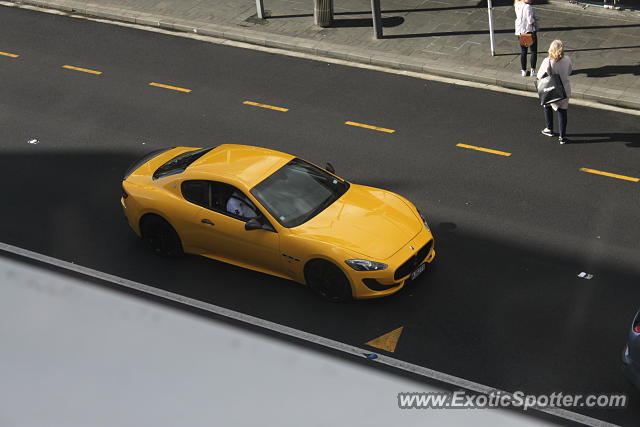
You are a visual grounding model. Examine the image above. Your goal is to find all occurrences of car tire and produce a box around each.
[140,215,183,257]
[305,259,352,302]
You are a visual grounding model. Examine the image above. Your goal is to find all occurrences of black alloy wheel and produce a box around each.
[140,215,183,257]
[305,260,352,302]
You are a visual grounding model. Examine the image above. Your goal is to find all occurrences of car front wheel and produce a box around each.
[305,259,352,302]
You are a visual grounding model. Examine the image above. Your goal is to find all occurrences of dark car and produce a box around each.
[622,309,640,389]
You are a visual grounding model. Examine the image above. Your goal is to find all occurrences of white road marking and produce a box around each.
[578,272,594,280]
[0,241,617,427]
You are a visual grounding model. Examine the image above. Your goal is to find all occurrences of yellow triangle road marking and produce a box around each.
[365,326,404,353]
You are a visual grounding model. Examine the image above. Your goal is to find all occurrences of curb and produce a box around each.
[7,0,640,111]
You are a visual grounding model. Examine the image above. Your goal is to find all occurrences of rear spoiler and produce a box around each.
[123,147,176,180]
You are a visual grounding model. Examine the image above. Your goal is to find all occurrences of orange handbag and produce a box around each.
[519,33,534,47]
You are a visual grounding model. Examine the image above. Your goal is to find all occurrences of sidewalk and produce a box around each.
[9,0,640,110]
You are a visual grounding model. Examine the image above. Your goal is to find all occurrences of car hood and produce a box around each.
[293,184,422,260]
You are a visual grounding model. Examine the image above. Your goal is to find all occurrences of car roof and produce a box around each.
[187,144,294,188]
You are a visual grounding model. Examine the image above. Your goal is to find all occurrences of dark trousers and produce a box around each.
[544,106,568,138]
[520,32,538,70]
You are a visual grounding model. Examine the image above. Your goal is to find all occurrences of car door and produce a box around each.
[185,180,284,277]
[168,179,212,254]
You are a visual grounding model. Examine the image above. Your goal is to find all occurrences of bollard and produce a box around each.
[314,0,334,27]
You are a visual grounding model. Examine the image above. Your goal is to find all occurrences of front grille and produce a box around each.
[393,239,433,280]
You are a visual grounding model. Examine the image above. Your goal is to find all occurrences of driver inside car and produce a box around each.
[226,192,258,219]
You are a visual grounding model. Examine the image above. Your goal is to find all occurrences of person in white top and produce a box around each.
[514,0,538,77]
[538,40,573,144]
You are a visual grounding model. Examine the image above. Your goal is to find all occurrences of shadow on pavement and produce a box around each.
[269,7,478,20]
[270,5,495,19]
[572,64,640,77]
[499,45,640,56]
[566,46,640,53]
[565,132,640,146]
[270,0,551,20]
[332,16,404,28]
[476,0,550,6]
[383,23,640,39]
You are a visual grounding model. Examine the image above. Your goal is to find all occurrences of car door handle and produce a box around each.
[201,218,215,226]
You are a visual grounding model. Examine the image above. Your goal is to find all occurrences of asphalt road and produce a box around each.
[1,5,640,425]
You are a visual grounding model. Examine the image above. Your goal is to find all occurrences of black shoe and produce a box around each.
[559,137,568,144]
[541,128,553,137]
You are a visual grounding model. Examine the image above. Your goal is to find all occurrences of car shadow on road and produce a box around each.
[565,132,640,147]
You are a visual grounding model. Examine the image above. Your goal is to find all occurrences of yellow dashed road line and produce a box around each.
[149,82,192,93]
[17,57,640,190]
[0,51,19,58]
[456,143,511,157]
[243,101,289,112]
[62,65,102,75]
[579,168,639,182]
[345,121,395,133]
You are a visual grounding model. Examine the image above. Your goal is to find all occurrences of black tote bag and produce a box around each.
[535,62,567,106]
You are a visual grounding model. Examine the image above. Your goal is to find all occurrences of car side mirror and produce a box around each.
[245,217,276,232]
[325,162,336,174]
[245,218,263,231]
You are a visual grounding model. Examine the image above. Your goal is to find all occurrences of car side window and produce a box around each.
[181,180,211,207]
[208,182,260,222]
[182,180,262,222]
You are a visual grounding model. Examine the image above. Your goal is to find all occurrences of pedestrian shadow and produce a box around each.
[565,132,640,147]
[572,64,640,78]
[332,16,404,28]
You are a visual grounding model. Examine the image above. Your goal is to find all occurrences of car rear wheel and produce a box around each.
[305,260,352,302]
[140,215,183,257]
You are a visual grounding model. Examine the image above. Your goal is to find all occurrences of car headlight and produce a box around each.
[345,259,388,271]
[417,209,430,231]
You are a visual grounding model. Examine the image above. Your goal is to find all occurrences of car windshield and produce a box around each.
[251,158,349,228]
[153,147,213,180]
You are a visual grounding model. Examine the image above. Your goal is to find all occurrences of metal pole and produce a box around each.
[256,0,265,19]
[487,0,496,56]
[371,0,383,39]
[314,0,334,27]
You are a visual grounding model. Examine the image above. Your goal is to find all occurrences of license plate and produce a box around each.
[410,263,426,280]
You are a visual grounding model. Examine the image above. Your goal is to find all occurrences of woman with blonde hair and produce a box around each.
[514,0,537,77]
[538,40,572,144]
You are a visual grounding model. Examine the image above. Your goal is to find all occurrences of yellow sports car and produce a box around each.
[121,144,435,300]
